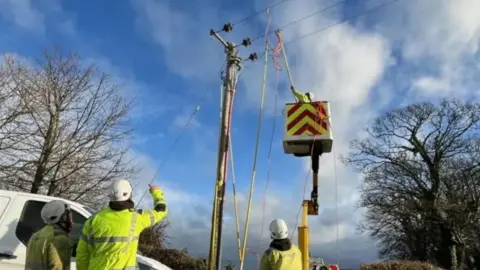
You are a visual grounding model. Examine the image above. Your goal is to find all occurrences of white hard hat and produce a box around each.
[269,219,288,240]
[41,200,68,224]
[109,179,133,201]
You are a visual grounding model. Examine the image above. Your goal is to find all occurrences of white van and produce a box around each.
[0,189,172,270]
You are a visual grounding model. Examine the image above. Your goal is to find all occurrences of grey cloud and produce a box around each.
[318,205,356,227]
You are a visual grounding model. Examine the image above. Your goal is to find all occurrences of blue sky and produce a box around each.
[1,0,479,268]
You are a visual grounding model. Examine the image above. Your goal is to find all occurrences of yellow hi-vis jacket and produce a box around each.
[76,188,168,270]
[260,239,302,270]
[25,224,72,270]
[291,87,311,103]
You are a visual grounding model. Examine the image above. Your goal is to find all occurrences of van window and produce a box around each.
[138,262,156,270]
[0,196,10,219]
[15,200,88,248]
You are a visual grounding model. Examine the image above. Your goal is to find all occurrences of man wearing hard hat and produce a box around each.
[260,219,302,270]
[291,86,314,103]
[25,200,74,270]
[76,180,168,270]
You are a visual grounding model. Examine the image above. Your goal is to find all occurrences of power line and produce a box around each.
[250,0,348,42]
[275,0,348,33]
[283,0,399,45]
[135,80,215,209]
[232,0,293,26]
[215,0,296,33]
[135,103,201,208]
[250,0,398,44]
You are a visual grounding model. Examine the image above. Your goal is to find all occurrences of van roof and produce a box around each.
[0,189,93,214]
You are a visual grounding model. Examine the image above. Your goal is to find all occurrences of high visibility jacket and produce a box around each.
[25,224,72,270]
[75,188,168,270]
[292,87,311,103]
[260,240,302,270]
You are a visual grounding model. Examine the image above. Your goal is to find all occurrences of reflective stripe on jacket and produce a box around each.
[25,224,72,270]
[260,240,302,270]
[75,188,168,270]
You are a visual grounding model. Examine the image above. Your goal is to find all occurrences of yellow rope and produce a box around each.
[229,135,242,262]
[239,9,271,270]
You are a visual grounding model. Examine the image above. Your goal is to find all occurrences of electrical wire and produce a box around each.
[274,0,347,33]
[231,0,293,26]
[250,0,398,45]
[283,0,399,45]
[215,58,240,269]
[333,143,340,265]
[260,54,281,241]
[229,133,242,263]
[251,0,348,42]
[135,80,215,209]
[290,108,325,241]
[226,68,243,263]
[135,103,202,208]
[239,9,271,270]
[290,169,311,240]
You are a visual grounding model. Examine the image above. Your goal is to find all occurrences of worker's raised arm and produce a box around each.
[290,86,300,102]
[76,219,92,270]
[137,184,168,230]
[291,86,310,103]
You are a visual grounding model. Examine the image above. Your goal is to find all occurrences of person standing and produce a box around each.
[76,180,168,270]
[25,200,73,270]
[291,86,314,103]
[260,219,302,270]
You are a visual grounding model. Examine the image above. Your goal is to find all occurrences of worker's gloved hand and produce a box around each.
[149,184,160,193]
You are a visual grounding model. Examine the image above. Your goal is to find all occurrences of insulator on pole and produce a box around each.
[247,53,258,61]
[223,23,233,32]
[241,37,252,47]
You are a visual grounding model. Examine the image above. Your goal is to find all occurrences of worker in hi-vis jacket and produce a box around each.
[76,180,168,270]
[291,86,314,103]
[26,200,73,270]
[260,219,302,270]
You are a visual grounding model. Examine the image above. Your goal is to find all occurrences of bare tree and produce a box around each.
[0,50,136,205]
[139,221,170,254]
[0,55,32,179]
[343,99,480,270]
[138,221,208,270]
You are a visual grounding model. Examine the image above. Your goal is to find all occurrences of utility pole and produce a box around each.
[208,23,257,270]
[207,27,241,270]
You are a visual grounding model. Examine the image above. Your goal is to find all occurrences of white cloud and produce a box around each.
[130,0,228,82]
[0,0,44,33]
[127,145,374,267]
[129,0,393,265]
[129,0,480,265]
[377,0,480,97]
[3,0,477,267]
[0,0,77,37]
[80,55,175,122]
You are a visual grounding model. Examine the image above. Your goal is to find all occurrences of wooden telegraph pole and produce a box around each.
[208,23,256,270]
[207,27,241,270]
